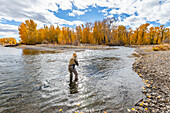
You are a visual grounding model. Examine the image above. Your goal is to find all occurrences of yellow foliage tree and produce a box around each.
[0,38,17,44]
[18,19,170,45]
[18,19,37,44]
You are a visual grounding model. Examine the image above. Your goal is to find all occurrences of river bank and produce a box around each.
[10,44,118,53]
[132,45,170,112]
[2,44,169,112]
[0,45,144,113]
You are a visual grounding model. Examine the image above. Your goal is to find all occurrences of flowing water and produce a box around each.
[0,46,144,113]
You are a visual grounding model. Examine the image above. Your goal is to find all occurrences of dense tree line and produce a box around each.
[0,38,17,45]
[18,19,170,45]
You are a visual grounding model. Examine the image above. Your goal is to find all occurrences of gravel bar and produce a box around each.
[132,48,170,113]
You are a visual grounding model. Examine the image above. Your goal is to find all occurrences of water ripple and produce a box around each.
[0,46,144,113]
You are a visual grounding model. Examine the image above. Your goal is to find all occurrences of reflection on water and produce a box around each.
[22,49,56,55]
[0,46,144,113]
[69,80,78,94]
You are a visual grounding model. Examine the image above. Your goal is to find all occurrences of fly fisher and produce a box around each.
[68,53,79,81]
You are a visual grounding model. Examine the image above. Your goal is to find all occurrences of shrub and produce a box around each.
[42,40,49,44]
[72,40,80,46]
[152,47,159,51]
[152,44,170,51]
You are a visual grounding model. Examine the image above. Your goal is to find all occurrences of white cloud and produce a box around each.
[1,0,169,27]
[0,23,18,31]
[99,9,108,16]
[136,0,170,24]
[55,0,73,10]
[106,15,114,18]
[0,0,169,40]
[0,0,84,27]
[68,9,90,17]
[101,9,107,13]
[72,0,94,9]
[0,32,19,39]
[148,24,154,29]
[106,0,170,29]
[73,10,86,15]
[68,13,76,17]
[72,21,85,26]
[0,0,85,39]
[109,9,121,15]
[0,23,19,39]
[119,16,147,30]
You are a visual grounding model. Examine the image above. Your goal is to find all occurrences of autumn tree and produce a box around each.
[101,19,109,44]
[18,19,170,46]
[76,26,82,43]
[55,26,61,44]
[0,38,17,44]
[163,28,170,43]
[117,25,127,45]
[48,25,56,43]
[128,28,133,45]
[18,23,27,44]
[36,28,44,44]
[93,21,99,44]
[82,23,92,44]
[148,27,155,44]
[18,19,37,44]
[137,23,150,45]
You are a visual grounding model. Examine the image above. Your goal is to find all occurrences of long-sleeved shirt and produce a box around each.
[69,56,79,66]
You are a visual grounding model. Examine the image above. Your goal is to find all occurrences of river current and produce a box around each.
[0,46,144,113]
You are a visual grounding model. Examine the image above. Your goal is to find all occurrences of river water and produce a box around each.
[0,46,144,113]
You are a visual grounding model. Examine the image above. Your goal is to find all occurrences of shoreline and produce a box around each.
[1,44,170,112]
[4,44,119,52]
[131,45,170,112]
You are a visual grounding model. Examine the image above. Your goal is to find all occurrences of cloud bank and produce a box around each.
[0,0,169,40]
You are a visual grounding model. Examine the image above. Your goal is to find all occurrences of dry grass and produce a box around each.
[152,47,159,51]
[152,44,170,51]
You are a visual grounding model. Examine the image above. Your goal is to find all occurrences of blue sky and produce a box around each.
[0,0,170,41]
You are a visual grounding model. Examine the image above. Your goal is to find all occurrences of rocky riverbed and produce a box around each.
[132,46,170,113]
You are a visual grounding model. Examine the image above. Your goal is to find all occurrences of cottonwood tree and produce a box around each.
[19,20,37,44]
[18,19,170,45]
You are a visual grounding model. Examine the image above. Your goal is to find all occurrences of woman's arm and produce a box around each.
[74,58,79,66]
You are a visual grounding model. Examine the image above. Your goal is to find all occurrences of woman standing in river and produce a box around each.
[68,53,79,81]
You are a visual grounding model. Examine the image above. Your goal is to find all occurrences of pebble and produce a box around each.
[133,48,170,112]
